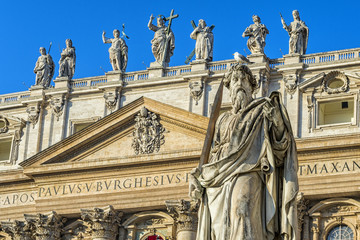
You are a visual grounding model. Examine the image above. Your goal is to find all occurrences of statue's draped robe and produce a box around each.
[196,93,298,240]
[288,20,308,55]
[243,23,268,54]
[108,38,128,72]
[190,26,214,61]
[149,25,175,64]
[59,47,76,79]
[34,55,55,87]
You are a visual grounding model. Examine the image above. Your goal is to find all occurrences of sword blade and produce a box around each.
[198,79,224,169]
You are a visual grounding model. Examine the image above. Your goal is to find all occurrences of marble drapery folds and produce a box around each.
[190,19,214,61]
[191,64,299,240]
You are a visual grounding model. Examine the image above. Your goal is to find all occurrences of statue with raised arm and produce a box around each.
[102,29,128,72]
[34,47,55,88]
[148,11,177,66]
[190,19,214,61]
[242,15,269,54]
[190,63,299,240]
[59,39,76,79]
[281,10,309,55]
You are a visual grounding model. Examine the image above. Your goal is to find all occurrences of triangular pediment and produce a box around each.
[299,71,360,91]
[20,97,208,175]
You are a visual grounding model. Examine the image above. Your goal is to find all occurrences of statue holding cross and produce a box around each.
[148,10,178,67]
[190,19,214,62]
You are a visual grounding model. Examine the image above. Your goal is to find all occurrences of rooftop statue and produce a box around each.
[34,46,55,88]
[58,39,76,79]
[148,10,178,67]
[242,15,269,54]
[102,29,128,72]
[190,19,214,61]
[281,10,309,55]
[190,63,299,240]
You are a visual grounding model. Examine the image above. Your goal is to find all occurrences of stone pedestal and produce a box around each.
[247,53,267,64]
[105,71,123,82]
[148,62,165,78]
[166,200,199,240]
[190,59,208,71]
[29,85,45,97]
[54,76,70,89]
[284,53,301,64]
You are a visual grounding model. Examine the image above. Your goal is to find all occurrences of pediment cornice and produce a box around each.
[20,97,208,173]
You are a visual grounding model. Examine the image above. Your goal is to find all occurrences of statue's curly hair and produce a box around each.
[223,63,257,92]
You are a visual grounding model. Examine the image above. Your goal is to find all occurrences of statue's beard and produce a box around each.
[231,87,250,114]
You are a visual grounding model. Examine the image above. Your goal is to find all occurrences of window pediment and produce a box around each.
[322,71,349,94]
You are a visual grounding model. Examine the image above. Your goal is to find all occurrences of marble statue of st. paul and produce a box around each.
[190,63,299,240]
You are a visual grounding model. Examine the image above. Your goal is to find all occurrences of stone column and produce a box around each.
[311,216,320,240]
[81,205,122,240]
[24,211,66,240]
[297,192,309,240]
[303,215,310,240]
[0,220,33,240]
[277,58,304,138]
[165,199,199,240]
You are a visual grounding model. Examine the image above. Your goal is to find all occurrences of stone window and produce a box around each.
[73,122,93,133]
[69,116,101,135]
[0,115,25,165]
[0,138,12,161]
[327,224,354,240]
[318,98,354,125]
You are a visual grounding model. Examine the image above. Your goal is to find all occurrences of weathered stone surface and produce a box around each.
[102,30,128,72]
[242,15,269,54]
[281,10,309,55]
[34,47,55,88]
[190,19,214,62]
[191,63,299,239]
[58,39,76,79]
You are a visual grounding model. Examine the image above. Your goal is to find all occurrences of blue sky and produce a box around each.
[0,0,359,94]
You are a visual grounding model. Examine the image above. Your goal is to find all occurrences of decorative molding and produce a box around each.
[322,71,349,94]
[26,104,40,127]
[81,205,122,240]
[104,91,118,112]
[189,80,203,105]
[296,192,309,235]
[0,220,34,240]
[132,107,165,155]
[0,116,9,133]
[306,95,314,133]
[166,199,199,233]
[283,74,298,96]
[24,211,66,240]
[50,95,65,121]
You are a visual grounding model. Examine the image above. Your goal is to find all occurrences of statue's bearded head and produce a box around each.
[224,64,257,114]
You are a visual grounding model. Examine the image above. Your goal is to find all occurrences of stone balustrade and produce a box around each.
[2,47,360,107]
[301,47,360,65]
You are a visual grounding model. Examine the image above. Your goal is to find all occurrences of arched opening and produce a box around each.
[327,224,354,240]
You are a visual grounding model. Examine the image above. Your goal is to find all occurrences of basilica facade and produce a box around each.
[1,44,360,239]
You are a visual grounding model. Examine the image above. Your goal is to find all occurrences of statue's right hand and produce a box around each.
[102,31,106,36]
[150,14,154,20]
[188,168,203,200]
